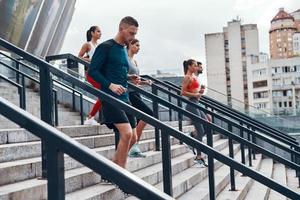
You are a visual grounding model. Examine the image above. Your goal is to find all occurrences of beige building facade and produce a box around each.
[205,19,259,108]
[247,56,300,116]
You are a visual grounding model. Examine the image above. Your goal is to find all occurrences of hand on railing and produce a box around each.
[109,83,127,95]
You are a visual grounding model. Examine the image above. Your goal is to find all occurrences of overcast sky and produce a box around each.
[60,0,299,84]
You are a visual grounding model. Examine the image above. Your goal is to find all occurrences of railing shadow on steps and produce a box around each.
[47,54,300,198]
[1,43,300,199]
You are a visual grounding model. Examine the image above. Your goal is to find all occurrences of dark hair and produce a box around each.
[86,26,98,42]
[126,39,139,49]
[119,16,139,28]
[183,59,196,75]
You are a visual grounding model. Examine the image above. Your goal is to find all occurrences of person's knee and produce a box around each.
[116,124,133,142]
[121,131,133,142]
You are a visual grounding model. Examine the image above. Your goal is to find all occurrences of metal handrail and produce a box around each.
[1,44,299,199]
[0,97,173,200]
[0,52,85,125]
[164,79,297,141]
[141,75,297,146]
[129,83,300,171]
[0,73,24,109]
[144,82,300,159]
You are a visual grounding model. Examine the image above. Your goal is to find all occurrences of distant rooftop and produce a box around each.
[271,7,294,23]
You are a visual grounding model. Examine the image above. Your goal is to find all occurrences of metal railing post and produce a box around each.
[168,88,172,120]
[295,146,300,186]
[239,123,246,165]
[176,90,183,145]
[72,83,76,111]
[251,128,256,160]
[80,93,84,125]
[207,124,215,200]
[15,62,20,84]
[177,90,183,132]
[247,131,252,167]
[228,124,236,191]
[46,145,65,200]
[21,75,26,110]
[53,90,58,126]
[39,66,54,178]
[152,86,160,151]
[161,131,173,196]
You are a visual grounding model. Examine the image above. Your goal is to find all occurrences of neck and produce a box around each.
[128,50,134,58]
[91,38,98,44]
[187,71,194,76]
[114,33,126,46]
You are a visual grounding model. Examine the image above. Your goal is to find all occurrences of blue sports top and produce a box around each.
[88,39,131,102]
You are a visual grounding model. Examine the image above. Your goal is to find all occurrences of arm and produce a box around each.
[78,43,91,62]
[181,76,202,99]
[88,44,111,89]
[88,43,126,96]
[139,79,153,85]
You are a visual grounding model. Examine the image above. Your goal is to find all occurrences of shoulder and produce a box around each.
[93,39,115,55]
[80,42,91,50]
[100,39,115,48]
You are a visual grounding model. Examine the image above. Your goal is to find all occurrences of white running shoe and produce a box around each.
[84,117,98,125]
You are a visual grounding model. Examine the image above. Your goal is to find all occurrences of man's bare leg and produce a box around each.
[113,123,135,168]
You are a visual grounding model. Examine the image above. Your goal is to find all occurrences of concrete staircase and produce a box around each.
[0,82,82,128]
[0,82,299,200]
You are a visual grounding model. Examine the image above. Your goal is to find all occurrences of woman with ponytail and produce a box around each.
[78,26,102,125]
[181,59,208,167]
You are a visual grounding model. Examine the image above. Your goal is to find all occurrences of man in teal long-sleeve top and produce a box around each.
[88,16,139,169]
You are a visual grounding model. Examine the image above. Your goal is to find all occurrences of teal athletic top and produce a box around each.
[88,39,131,102]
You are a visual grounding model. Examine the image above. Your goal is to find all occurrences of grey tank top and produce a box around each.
[128,58,140,92]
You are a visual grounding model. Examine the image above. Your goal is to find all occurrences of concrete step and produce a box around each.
[0,123,194,144]
[0,130,186,163]
[0,132,218,186]
[244,158,273,200]
[177,146,252,200]
[214,154,263,200]
[66,139,231,200]
[0,141,195,199]
[0,122,191,145]
[286,167,300,195]
[267,162,288,200]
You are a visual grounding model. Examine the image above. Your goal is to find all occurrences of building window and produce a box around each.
[253,80,268,88]
[254,103,267,109]
[284,102,287,107]
[289,101,292,107]
[279,102,282,107]
[282,66,291,73]
[283,90,287,96]
[253,91,268,99]
[272,91,282,97]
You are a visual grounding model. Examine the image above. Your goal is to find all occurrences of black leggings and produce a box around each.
[129,91,153,123]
